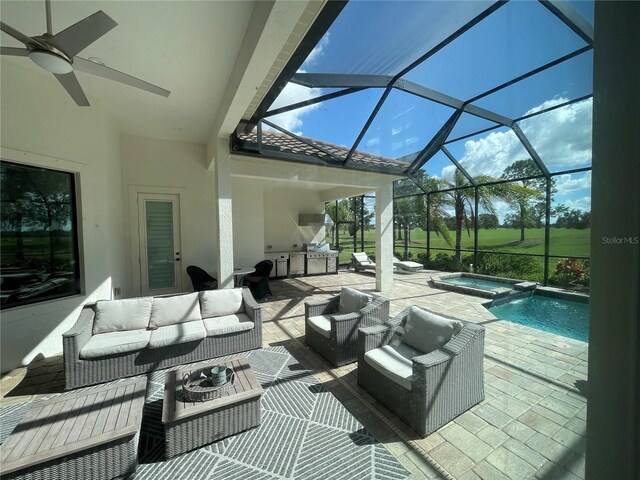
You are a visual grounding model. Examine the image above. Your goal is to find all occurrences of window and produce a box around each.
[1,161,81,308]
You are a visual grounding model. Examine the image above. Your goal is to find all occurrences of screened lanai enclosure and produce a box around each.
[233,0,593,288]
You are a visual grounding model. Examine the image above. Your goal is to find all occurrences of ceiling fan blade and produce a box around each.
[74,56,170,98]
[1,21,46,49]
[53,71,90,106]
[48,11,117,58]
[1,46,29,56]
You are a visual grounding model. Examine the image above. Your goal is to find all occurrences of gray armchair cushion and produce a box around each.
[364,343,422,391]
[203,313,254,336]
[338,287,372,314]
[307,315,332,338]
[93,297,153,334]
[403,306,463,354]
[148,320,206,348]
[80,329,151,359]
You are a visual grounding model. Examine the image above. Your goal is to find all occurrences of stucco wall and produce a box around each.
[231,177,264,267]
[0,62,126,372]
[263,186,326,253]
[119,135,216,296]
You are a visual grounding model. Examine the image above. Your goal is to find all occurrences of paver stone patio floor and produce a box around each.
[0,270,588,479]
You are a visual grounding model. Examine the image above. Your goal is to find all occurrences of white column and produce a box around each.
[214,137,234,289]
[375,182,394,292]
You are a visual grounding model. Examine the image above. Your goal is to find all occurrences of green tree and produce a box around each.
[438,171,514,261]
[1,164,73,270]
[478,213,499,229]
[501,159,554,241]
[325,199,353,245]
[554,206,591,229]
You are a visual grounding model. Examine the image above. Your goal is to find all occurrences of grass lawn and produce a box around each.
[331,227,590,264]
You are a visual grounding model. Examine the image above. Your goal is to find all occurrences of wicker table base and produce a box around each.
[161,356,263,459]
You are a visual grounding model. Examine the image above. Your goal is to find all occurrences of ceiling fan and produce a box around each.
[0,0,170,106]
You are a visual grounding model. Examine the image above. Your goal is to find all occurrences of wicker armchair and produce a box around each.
[305,288,390,366]
[358,306,485,436]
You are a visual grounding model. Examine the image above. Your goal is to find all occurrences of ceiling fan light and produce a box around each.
[29,50,73,74]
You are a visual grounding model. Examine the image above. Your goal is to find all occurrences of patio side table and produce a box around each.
[162,355,263,458]
[0,376,146,480]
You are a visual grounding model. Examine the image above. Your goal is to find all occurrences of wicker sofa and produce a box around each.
[63,287,262,390]
[358,306,485,436]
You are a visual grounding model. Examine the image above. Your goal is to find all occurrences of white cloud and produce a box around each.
[365,136,380,149]
[263,34,331,136]
[266,83,324,135]
[519,98,592,169]
[555,171,592,195]
[441,98,592,179]
[300,33,330,70]
[560,196,591,212]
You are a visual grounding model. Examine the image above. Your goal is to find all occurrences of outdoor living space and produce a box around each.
[1,270,588,479]
[1,0,638,478]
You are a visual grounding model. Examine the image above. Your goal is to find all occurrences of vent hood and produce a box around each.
[298,213,334,227]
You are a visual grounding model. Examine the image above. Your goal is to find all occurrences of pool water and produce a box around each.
[489,295,589,342]
[442,276,514,291]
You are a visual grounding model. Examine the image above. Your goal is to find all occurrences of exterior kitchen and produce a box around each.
[228,156,400,290]
[265,215,339,279]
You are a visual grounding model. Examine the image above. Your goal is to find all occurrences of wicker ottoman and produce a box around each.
[162,356,263,458]
[0,377,146,480]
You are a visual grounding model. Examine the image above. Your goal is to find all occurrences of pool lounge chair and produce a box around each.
[351,252,376,272]
[393,256,423,272]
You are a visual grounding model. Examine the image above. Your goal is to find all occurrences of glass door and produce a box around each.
[138,193,182,295]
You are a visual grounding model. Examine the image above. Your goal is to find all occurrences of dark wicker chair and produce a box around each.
[243,260,273,300]
[186,265,218,292]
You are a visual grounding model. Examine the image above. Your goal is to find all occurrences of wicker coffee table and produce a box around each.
[0,376,146,480]
[161,356,263,458]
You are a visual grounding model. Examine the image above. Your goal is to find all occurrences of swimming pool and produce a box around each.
[488,294,589,342]
[431,273,534,299]
[441,276,515,292]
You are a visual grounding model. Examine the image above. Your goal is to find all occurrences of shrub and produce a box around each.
[427,253,472,272]
[474,253,544,282]
[550,258,588,287]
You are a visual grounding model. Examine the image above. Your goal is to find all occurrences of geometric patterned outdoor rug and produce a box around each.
[0,346,410,480]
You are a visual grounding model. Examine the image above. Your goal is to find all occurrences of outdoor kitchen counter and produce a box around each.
[264,250,337,277]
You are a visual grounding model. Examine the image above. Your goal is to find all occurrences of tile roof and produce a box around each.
[236,129,409,173]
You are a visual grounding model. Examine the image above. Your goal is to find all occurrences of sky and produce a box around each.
[266,0,593,217]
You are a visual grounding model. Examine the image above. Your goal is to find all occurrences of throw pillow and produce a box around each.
[338,287,372,314]
[93,297,153,334]
[402,306,463,354]
[199,288,244,318]
[150,292,201,327]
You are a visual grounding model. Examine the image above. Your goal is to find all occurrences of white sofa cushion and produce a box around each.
[148,320,206,349]
[199,288,244,318]
[80,329,151,359]
[93,297,153,334]
[203,313,254,336]
[150,293,201,327]
[364,343,422,391]
[338,287,372,315]
[403,306,463,354]
[307,315,332,338]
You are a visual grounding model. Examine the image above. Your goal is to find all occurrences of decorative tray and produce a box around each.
[181,366,234,402]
